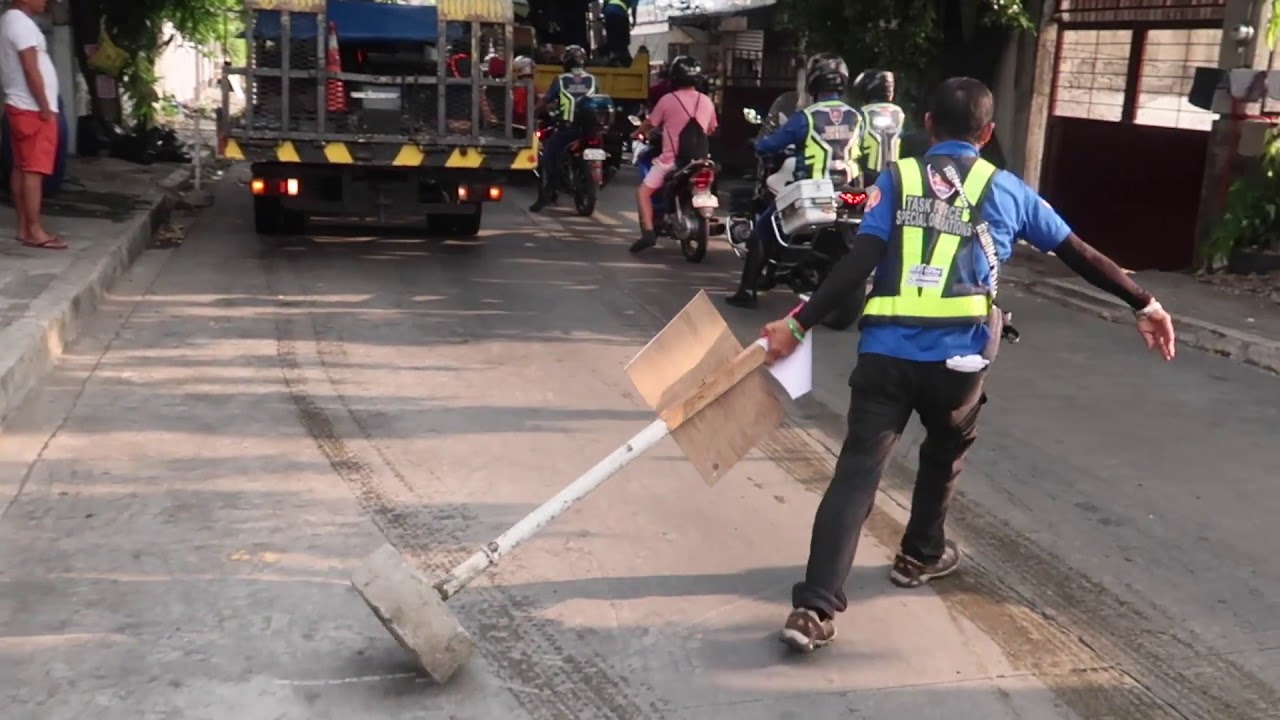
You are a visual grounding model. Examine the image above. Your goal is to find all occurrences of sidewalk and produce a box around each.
[1004,244,1280,374]
[0,157,191,427]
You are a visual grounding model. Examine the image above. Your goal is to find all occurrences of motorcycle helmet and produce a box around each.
[806,53,849,97]
[668,55,702,89]
[562,45,587,72]
[514,55,534,78]
[853,69,895,103]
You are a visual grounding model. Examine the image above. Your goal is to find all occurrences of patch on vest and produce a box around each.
[896,196,974,237]
[926,165,957,200]
[864,186,881,211]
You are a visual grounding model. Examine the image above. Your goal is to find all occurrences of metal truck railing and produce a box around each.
[223,0,534,149]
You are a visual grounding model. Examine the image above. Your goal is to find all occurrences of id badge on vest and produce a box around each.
[906,264,945,289]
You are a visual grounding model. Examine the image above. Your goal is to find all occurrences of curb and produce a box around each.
[1007,274,1280,375]
[0,165,194,427]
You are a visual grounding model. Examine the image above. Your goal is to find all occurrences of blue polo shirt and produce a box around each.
[603,0,637,15]
[857,140,1072,362]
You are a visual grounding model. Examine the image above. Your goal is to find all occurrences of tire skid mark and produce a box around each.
[524,200,1280,719]
[264,255,663,720]
[785,402,1280,720]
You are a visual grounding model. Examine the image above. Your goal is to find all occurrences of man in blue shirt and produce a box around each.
[726,53,863,309]
[759,77,1178,654]
[602,0,638,66]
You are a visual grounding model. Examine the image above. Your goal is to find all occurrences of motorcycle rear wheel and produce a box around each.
[682,214,709,263]
[574,166,598,217]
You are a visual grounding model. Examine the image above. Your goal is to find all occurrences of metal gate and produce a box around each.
[718,48,798,175]
[1041,0,1224,270]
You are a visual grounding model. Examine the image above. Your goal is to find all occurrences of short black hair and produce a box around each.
[930,77,994,143]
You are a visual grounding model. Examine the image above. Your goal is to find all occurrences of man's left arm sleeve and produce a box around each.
[1016,181,1071,253]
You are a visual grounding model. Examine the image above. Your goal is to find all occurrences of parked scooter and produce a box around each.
[629,114,721,263]
[536,95,616,217]
[733,107,868,330]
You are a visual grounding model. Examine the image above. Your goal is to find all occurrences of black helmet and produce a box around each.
[853,69,895,103]
[805,53,849,97]
[562,45,587,72]
[668,55,702,89]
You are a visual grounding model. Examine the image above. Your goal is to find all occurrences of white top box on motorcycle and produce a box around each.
[776,178,838,236]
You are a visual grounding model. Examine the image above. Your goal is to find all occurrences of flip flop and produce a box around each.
[18,234,67,250]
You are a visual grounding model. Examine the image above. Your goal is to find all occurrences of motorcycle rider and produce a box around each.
[726,53,864,309]
[853,69,906,184]
[529,45,598,213]
[628,55,718,253]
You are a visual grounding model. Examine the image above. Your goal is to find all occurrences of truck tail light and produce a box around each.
[250,178,266,195]
[487,185,502,201]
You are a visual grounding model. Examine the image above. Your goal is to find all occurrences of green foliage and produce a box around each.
[1205,128,1280,270]
[777,0,1034,97]
[99,0,241,127]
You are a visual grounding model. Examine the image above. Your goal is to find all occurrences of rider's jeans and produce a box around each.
[538,126,580,188]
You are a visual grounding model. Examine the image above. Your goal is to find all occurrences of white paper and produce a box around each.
[754,334,813,399]
[945,354,990,373]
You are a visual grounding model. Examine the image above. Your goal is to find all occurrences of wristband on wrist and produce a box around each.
[1134,299,1162,318]
[784,317,805,341]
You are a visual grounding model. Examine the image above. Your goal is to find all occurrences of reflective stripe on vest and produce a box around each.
[861,157,999,327]
[606,0,628,9]
[860,102,904,172]
[800,100,861,183]
[558,73,596,118]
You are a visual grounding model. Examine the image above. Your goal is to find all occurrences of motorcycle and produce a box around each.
[629,114,720,263]
[535,95,616,217]
[733,107,868,330]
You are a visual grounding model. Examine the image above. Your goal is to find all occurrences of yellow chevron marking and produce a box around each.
[438,0,511,21]
[223,139,244,160]
[276,141,300,162]
[393,144,425,166]
[511,147,537,170]
[323,143,353,163]
[445,147,485,168]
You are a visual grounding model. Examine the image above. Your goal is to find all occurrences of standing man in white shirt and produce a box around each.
[0,0,63,249]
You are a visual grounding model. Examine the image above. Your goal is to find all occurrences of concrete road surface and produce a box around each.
[0,169,1276,720]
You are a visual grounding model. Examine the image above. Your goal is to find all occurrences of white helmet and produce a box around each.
[514,55,534,77]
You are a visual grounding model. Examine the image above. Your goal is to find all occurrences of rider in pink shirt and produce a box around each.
[630,56,717,253]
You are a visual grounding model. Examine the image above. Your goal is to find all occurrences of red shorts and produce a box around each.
[6,105,57,175]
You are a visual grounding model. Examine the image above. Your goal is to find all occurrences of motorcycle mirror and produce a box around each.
[628,115,641,125]
[742,108,761,124]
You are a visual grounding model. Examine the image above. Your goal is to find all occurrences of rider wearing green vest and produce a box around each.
[725,53,864,309]
[758,77,1177,654]
[851,69,906,183]
[529,46,598,212]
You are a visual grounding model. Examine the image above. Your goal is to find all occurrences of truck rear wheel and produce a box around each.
[428,205,482,237]
[254,197,305,237]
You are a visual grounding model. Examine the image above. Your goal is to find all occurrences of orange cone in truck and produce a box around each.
[326,22,346,113]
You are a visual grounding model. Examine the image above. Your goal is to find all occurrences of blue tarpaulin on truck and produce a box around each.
[251,0,439,42]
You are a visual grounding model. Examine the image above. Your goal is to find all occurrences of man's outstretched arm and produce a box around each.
[1052,234,1151,310]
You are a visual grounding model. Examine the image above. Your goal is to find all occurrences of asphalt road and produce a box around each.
[0,168,1277,720]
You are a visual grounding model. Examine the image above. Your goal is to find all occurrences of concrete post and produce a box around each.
[1021,0,1059,191]
[1193,0,1274,266]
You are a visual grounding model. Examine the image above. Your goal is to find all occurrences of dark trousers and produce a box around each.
[737,204,778,293]
[603,12,631,64]
[792,352,987,618]
[536,126,579,196]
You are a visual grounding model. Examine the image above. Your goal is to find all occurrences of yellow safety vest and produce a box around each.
[557,72,597,119]
[860,102,905,173]
[861,157,999,327]
[800,100,862,184]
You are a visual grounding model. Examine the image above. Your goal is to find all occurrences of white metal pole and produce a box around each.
[435,418,670,599]
[193,44,203,191]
